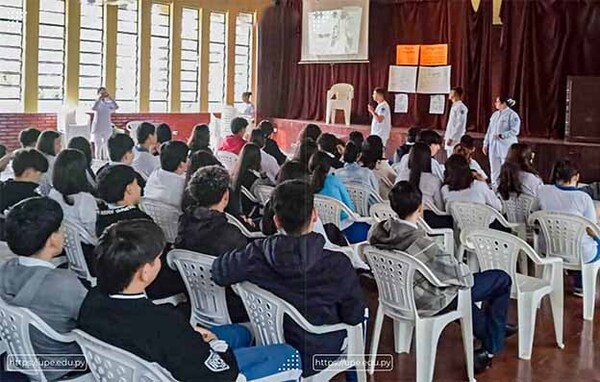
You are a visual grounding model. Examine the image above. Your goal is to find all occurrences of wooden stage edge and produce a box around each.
[269,118,600,183]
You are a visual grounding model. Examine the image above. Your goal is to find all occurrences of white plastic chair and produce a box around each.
[72,329,177,382]
[424,201,450,217]
[313,194,371,229]
[501,193,536,241]
[225,213,266,239]
[126,121,145,144]
[460,229,564,359]
[167,249,232,327]
[0,298,91,382]
[363,246,475,382]
[529,211,600,321]
[65,124,91,144]
[326,83,354,126]
[216,150,239,171]
[253,184,275,206]
[344,183,384,217]
[241,185,261,206]
[139,198,181,243]
[62,219,97,286]
[233,282,364,382]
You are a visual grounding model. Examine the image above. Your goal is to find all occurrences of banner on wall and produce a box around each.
[388,66,418,93]
[396,45,420,65]
[420,44,448,66]
[417,65,451,94]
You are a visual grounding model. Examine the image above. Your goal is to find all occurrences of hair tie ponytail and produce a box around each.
[507,98,516,108]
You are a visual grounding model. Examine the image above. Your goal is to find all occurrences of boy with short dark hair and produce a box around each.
[19,127,42,148]
[368,87,391,147]
[132,122,160,178]
[100,133,146,190]
[144,141,189,208]
[212,180,366,377]
[368,181,513,373]
[218,118,248,155]
[0,197,87,381]
[0,148,48,212]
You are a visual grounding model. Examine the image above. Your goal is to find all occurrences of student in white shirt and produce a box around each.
[241,91,255,117]
[455,135,488,181]
[444,87,469,157]
[132,122,160,179]
[395,129,445,182]
[498,143,543,201]
[361,135,396,200]
[145,141,189,210]
[36,130,62,196]
[368,87,392,147]
[249,129,280,183]
[91,87,118,160]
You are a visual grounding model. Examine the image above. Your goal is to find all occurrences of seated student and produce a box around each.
[132,122,160,178]
[79,219,298,382]
[335,141,379,192]
[36,130,62,196]
[67,136,97,188]
[454,144,488,182]
[144,141,188,209]
[441,155,502,211]
[361,135,396,199]
[188,124,211,153]
[155,123,172,154]
[317,133,344,169]
[348,131,364,148]
[394,129,444,182]
[394,126,420,163]
[0,197,88,381]
[498,143,543,200]
[19,127,42,149]
[396,142,451,229]
[181,150,223,211]
[0,148,48,212]
[457,135,488,181]
[99,133,146,190]
[368,181,512,373]
[230,143,272,218]
[536,159,600,294]
[218,117,248,155]
[292,138,318,168]
[212,180,366,378]
[249,128,280,183]
[258,120,287,165]
[298,123,322,143]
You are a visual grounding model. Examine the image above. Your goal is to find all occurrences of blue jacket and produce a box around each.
[211,233,366,376]
[318,174,356,220]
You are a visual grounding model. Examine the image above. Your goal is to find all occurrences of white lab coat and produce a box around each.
[484,107,521,187]
[91,98,119,143]
[444,100,468,156]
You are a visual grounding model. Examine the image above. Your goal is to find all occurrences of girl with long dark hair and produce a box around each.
[497,143,543,200]
[231,143,271,217]
[36,130,62,195]
[68,136,97,188]
[188,124,211,153]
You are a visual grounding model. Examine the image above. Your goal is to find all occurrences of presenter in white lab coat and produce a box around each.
[444,86,468,157]
[483,96,521,188]
[91,87,118,160]
[368,87,392,148]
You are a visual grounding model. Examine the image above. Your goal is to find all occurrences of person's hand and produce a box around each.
[194,326,217,342]
[241,216,255,227]
[446,139,454,147]
[482,146,488,156]
[472,171,487,182]
[367,104,374,114]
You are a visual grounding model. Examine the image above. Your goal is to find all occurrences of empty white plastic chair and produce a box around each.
[233,282,365,382]
[326,83,354,126]
[344,183,384,217]
[313,194,371,230]
[225,213,266,239]
[73,329,177,382]
[448,201,518,233]
[529,211,600,321]
[167,249,232,327]
[253,184,275,206]
[62,219,97,286]
[0,298,91,382]
[65,123,91,144]
[460,229,564,359]
[501,193,536,241]
[139,198,181,243]
[364,246,475,382]
[216,150,239,171]
[126,120,145,144]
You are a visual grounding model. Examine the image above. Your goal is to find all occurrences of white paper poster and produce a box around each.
[417,65,451,94]
[394,94,409,113]
[388,66,418,93]
[429,95,446,115]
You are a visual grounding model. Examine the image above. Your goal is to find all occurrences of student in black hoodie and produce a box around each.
[212,179,366,377]
[0,148,48,212]
[258,120,287,165]
[317,133,344,169]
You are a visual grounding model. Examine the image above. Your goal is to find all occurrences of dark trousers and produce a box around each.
[423,210,454,229]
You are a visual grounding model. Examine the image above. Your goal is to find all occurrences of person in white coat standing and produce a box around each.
[91,87,118,160]
[444,87,468,157]
[483,96,521,188]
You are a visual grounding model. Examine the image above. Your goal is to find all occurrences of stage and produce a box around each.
[269,118,600,183]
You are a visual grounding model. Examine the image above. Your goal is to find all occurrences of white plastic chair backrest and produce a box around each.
[448,201,500,230]
[62,219,97,285]
[65,123,91,144]
[216,151,238,171]
[528,211,593,266]
[241,186,260,205]
[254,185,275,205]
[139,198,181,243]
[73,329,177,382]
[166,250,231,327]
[313,194,357,227]
[328,83,354,101]
[364,246,448,321]
[502,193,535,224]
[225,213,265,239]
[126,121,145,144]
[344,183,383,217]
[369,202,397,223]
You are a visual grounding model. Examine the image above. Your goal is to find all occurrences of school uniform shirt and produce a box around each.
[396,171,444,211]
[38,154,56,196]
[536,184,597,262]
[242,102,255,116]
[96,203,152,237]
[132,146,160,179]
[0,179,40,212]
[483,108,521,159]
[518,171,544,197]
[374,160,397,200]
[395,154,445,182]
[370,101,392,146]
[260,149,280,184]
[334,162,379,192]
[144,168,186,209]
[49,189,98,242]
[441,180,502,211]
[91,98,118,143]
[218,135,247,156]
[444,101,468,149]
[78,288,240,382]
[470,159,488,181]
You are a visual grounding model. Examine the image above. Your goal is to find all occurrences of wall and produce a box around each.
[0,114,58,150]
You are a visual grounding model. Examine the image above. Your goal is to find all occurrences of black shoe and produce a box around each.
[505,324,518,338]
[474,349,492,374]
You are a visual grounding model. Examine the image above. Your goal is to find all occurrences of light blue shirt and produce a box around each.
[334,163,379,192]
[484,108,521,158]
[318,174,356,220]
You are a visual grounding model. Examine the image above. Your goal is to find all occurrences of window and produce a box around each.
[149,3,170,112]
[0,0,24,112]
[234,12,253,110]
[79,1,104,104]
[38,0,66,112]
[180,8,200,112]
[208,12,226,112]
[116,1,139,112]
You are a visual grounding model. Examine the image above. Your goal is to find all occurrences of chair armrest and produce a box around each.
[27,310,76,343]
[327,90,334,99]
[424,201,450,216]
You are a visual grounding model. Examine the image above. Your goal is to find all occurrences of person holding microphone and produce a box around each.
[368,87,392,148]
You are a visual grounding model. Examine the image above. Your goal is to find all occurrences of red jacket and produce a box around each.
[218,135,246,155]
